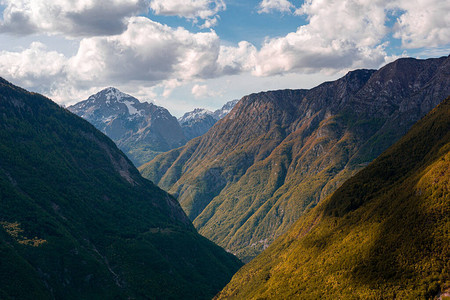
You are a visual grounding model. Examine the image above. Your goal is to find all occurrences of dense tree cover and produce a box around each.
[0,78,242,299]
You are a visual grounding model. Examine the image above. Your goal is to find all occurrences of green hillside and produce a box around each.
[0,78,242,299]
[216,96,450,299]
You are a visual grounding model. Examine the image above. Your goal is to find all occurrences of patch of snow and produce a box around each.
[179,108,214,123]
[104,87,129,103]
[122,100,141,115]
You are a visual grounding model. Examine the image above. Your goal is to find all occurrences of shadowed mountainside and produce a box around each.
[0,78,242,299]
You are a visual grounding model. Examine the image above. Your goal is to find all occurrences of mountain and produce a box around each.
[179,99,239,140]
[0,78,242,299]
[217,96,450,299]
[68,88,187,167]
[212,99,239,120]
[178,108,217,140]
[139,56,450,262]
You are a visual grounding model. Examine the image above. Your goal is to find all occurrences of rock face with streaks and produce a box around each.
[140,56,450,262]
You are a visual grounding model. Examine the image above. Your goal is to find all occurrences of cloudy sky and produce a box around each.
[0,0,449,116]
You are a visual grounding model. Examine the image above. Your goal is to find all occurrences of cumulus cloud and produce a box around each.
[149,0,225,27]
[258,0,294,14]
[391,0,450,48]
[0,42,67,88]
[67,17,222,85]
[217,41,257,75]
[0,0,147,36]
[252,0,393,76]
[0,0,448,106]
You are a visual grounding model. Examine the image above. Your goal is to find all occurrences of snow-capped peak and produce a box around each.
[178,108,214,123]
[104,87,130,102]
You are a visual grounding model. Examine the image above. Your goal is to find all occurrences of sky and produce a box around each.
[0,0,449,116]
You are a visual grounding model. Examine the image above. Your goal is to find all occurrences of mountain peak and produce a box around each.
[68,88,186,166]
[87,87,138,105]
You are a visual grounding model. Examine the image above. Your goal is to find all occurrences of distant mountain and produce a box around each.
[212,99,239,120]
[68,88,186,166]
[0,78,242,299]
[217,96,450,299]
[139,56,450,262]
[178,108,217,140]
[178,99,239,140]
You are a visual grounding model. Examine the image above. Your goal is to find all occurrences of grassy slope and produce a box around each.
[217,97,450,299]
[0,78,242,299]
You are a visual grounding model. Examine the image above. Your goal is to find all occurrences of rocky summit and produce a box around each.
[179,99,239,140]
[68,87,186,167]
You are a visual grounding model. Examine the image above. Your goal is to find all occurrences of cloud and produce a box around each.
[258,0,294,14]
[217,41,257,75]
[67,17,222,85]
[0,0,448,107]
[391,0,450,48]
[191,83,222,98]
[0,42,67,88]
[0,0,148,36]
[149,0,225,27]
[252,0,390,76]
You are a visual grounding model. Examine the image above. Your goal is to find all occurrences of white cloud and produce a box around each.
[252,0,393,76]
[217,41,258,75]
[149,0,225,27]
[391,0,450,48]
[0,0,448,109]
[258,0,294,14]
[191,83,221,98]
[0,0,147,36]
[67,17,221,86]
[0,42,67,88]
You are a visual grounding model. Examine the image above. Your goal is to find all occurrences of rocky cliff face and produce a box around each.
[140,56,450,261]
[68,88,187,166]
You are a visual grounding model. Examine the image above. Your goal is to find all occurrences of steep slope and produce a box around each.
[179,100,239,140]
[0,78,242,299]
[140,56,450,261]
[68,88,186,166]
[217,96,450,299]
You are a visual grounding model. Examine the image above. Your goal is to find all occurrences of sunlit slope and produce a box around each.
[140,56,450,261]
[217,97,450,299]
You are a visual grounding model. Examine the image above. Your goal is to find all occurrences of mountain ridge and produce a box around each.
[216,96,450,299]
[140,55,450,261]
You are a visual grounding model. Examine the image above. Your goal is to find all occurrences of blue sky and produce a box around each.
[0,0,448,116]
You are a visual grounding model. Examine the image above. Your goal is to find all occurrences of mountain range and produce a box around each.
[178,99,238,140]
[0,78,242,299]
[217,96,450,299]
[139,55,450,262]
[68,90,237,167]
